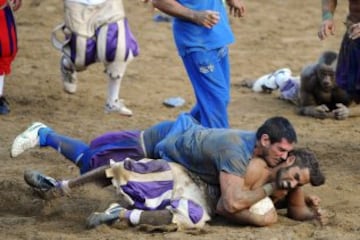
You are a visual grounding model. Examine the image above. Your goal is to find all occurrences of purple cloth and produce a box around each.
[84,130,145,172]
[336,33,360,102]
[69,18,139,67]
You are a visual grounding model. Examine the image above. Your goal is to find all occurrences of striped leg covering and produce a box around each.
[105,158,211,229]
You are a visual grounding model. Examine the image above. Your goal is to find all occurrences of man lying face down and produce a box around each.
[22,148,326,229]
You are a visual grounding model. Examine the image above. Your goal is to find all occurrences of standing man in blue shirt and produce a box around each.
[145,0,245,128]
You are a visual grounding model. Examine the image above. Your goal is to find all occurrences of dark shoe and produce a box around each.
[0,96,10,114]
[86,203,125,229]
[24,169,57,191]
[24,169,65,199]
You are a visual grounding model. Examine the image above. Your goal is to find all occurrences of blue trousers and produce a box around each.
[182,47,230,128]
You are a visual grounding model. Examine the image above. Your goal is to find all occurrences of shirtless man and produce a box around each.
[318,0,360,118]
[23,148,327,229]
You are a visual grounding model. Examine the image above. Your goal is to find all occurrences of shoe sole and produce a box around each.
[24,169,62,200]
[11,122,46,157]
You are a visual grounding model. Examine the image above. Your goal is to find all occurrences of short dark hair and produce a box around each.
[256,116,297,144]
[290,148,325,186]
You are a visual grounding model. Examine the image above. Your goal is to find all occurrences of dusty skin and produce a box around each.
[1,1,359,239]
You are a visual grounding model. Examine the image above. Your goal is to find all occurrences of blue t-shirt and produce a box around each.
[173,0,235,56]
[150,113,256,185]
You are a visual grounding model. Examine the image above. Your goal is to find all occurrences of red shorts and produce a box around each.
[0,4,18,75]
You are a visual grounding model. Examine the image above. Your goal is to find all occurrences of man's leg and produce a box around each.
[87,204,173,229]
[11,122,89,168]
[182,47,230,128]
[97,18,139,116]
[24,165,111,199]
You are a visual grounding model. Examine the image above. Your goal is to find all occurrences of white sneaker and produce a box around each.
[104,99,133,116]
[60,56,77,94]
[11,122,48,157]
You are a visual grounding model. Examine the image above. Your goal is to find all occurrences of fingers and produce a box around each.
[307,195,321,207]
[349,23,360,39]
[229,6,245,18]
[10,0,22,11]
[333,103,350,120]
[318,21,335,40]
[195,11,220,28]
[314,208,335,226]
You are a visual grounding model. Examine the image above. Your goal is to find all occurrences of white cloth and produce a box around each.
[252,68,293,92]
[66,0,107,5]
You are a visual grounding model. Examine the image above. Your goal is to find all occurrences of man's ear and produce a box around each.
[260,134,271,147]
[285,155,296,166]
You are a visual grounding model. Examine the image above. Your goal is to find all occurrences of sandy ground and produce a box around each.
[1,1,360,239]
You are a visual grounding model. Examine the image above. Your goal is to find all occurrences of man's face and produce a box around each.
[263,137,294,167]
[276,165,310,189]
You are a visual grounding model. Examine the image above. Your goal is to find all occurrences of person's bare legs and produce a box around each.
[24,165,112,199]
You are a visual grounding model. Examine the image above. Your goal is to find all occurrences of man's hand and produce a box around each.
[305,195,331,225]
[10,0,22,11]
[226,0,245,18]
[348,23,360,40]
[193,11,220,29]
[305,195,321,208]
[318,20,335,40]
[332,103,350,120]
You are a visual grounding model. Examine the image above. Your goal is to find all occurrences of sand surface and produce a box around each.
[1,1,359,239]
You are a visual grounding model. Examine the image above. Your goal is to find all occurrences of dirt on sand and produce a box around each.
[1,1,359,239]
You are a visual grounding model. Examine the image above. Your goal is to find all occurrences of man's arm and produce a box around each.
[286,187,319,221]
[318,0,338,40]
[151,0,220,28]
[216,171,277,226]
[217,199,278,227]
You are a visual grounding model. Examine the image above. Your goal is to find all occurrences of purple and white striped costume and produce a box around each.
[52,0,139,73]
[105,158,211,229]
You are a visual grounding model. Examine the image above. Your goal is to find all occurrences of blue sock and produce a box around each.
[38,127,89,166]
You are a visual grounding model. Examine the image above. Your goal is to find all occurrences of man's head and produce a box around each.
[275,148,325,189]
[255,116,297,167]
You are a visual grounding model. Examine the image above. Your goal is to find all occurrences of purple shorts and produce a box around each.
[80,130,145,173]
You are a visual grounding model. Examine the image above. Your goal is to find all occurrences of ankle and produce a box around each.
[38,127,53,146]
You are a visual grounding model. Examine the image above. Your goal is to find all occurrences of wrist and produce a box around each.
[263,183,275,196]
[323,11,333,21]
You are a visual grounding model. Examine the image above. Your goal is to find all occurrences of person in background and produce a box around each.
[52,0,139,116]
[318,0,360,118]
[0,0,22,114]
[143,0,245,128]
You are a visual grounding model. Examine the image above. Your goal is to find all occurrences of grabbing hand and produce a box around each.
[193,10,220,29]
[313,207,331,226]
[333,103,350,120]
[349,23,360,40]
[318,20,335,40]
[305,195,321,208]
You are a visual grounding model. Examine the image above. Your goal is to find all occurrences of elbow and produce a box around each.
[253,209,278,227]
[218,198,249,214]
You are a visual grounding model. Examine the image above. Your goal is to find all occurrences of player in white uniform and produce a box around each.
[52,0,139,116]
